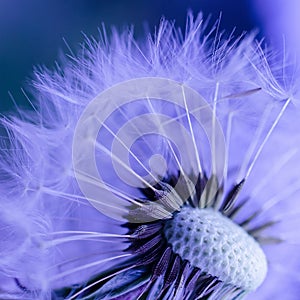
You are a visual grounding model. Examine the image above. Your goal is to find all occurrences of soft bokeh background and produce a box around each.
[0,0,298,113]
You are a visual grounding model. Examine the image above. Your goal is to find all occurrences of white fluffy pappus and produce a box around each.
[1,13,300,300]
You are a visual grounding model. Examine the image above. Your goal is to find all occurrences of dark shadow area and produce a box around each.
[0,0,259,112]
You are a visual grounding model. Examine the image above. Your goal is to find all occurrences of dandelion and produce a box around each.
[1,13,300,300]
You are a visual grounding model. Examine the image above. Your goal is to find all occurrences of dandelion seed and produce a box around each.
[1,12,300,300]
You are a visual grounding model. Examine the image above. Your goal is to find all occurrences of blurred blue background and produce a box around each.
[0,0,293,112]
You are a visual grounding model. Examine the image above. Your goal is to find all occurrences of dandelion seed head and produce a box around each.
[1,11,300,300]
[164,206,267,291]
